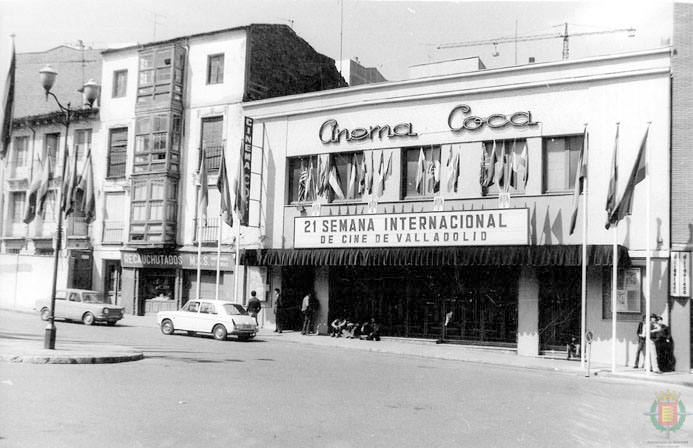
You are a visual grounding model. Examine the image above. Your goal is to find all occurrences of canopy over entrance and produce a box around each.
[242,245,631,267]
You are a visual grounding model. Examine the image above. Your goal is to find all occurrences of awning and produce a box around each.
[242,245,631,267]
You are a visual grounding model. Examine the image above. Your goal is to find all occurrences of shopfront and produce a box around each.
[244,48,672,363]
[120,250,235,315]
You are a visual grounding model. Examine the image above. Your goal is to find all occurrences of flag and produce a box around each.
[374,150,385,197]
[432,159,441,193]
[327,154,345,200]
[447,147,460,193]
[365,150,374,195]
[23,178,41,224]
[75,151,95,223]
[346,153,357,199]
[604,124,619,229]
[357,152,366,195]
[309,156,317,200]
[1,38,15,158]
[518,141,528,188]
[494,141,505,188]
[510,141,519,189]
[36,154,54,217]
[216,150,233,227]
[62,152,77,216]
[297,160,308,202]
[608,125,649,225]
[415,147,426,194]
[569,128,588,235]
[198,147,208,225]
[479,142,495,188]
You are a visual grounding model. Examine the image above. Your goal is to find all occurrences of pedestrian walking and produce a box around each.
[633,315,646,368]
[273,288,283,333]
[246,290,262,326]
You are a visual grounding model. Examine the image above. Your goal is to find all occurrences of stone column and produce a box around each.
[517,266,539,356]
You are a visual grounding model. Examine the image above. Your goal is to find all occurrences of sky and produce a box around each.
[0,0,675,85]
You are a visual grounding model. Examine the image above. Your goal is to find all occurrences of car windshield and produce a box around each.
[223,304,248,315]
[81,293,110,304]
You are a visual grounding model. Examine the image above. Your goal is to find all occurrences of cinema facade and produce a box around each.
[242,48,675,365]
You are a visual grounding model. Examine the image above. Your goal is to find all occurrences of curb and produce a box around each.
[0,352,145,364]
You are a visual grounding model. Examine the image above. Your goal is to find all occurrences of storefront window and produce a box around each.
[404,146,441,197]
[141,269,175,301]
[543,134,583,193]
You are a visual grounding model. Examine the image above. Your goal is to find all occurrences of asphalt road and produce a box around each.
[0,311,691,448]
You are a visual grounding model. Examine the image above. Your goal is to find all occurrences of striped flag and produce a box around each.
[447,147,460,193]
[365,150,374,195]
[608,125,649,225]
[415,147,426,194]
[216,149,233,227]
[1,37,15,158]
[374,150,385,197]
[569,128,588,235]
[346,153,357,199]
[327,154,345,200]
[297,161,308,202]
[198,147,208,226]
[604,124,619,229]
[479,142,495,188]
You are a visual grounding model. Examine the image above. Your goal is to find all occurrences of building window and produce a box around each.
[44,133,59,175]
[107,128,128,178]
[137,48,173,105]
[74,129,92,167]
[13,136,29,167]
[602,267,643,319]
[404,146,441,197]
[200,116,223,173]
[10,192,25,222]
[543,135,584,193]
[129,178,177,243]
[481,139,528,196]
[134,114,171,173]
[112,69,128,98]
[207,54,224,84]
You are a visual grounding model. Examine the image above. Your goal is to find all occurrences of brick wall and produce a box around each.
[672,3,693,249]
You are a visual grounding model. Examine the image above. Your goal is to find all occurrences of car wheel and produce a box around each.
[160,319,174,335]
[82,312,95,325]
[40,307,50,321]
[212,324,227,341]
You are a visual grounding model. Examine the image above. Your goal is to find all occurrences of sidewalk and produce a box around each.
[258,328,693,388]
[3,310,693,388]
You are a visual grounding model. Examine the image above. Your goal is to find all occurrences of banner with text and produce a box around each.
[121,252,235,271]
[294,208,529,248]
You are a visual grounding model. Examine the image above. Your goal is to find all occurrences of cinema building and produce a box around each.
[241,48,680,366]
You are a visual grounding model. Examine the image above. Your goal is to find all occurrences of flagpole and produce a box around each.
[215,211,222,301]
[195,212,202,302]
[580,126,588,370]
[612,224,618,373]
[644,122,652,374]
[233,212,241,304]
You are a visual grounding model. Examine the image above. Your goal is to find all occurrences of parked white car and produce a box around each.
[157,299,257,341]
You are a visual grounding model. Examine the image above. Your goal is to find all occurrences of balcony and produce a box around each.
[102,221,124,244]
[193,216,219,244]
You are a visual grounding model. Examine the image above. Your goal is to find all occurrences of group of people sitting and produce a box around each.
[329,317,381,341]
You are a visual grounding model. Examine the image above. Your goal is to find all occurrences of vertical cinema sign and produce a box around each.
[238,117,253,226]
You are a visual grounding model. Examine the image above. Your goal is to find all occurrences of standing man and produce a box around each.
[633,315,646,368]
[301,292,313,335]
[247,290,262,326]
[272,288,283,333]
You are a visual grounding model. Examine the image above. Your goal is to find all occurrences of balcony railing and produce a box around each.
[66,215,89,238]
[102,221,124,244]
[194,216,219,243]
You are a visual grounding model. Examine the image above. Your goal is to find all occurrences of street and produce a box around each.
[0,311,690,448]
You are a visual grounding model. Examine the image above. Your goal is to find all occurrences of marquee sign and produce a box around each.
[294,208,529,249]
[447,104,539,133]
[121,252,235,271]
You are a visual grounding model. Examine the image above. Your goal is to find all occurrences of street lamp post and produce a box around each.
[39,65,98,350]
